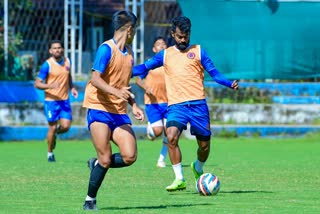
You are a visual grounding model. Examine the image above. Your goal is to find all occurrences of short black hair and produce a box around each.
[49,39,63,49]
[112,10,137,31]
[49,40,63,49]
[153,36,166,45]
[171,16,191,34]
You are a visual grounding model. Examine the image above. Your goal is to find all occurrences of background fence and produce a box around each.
[1,0,320,81]
[0,0,181,81]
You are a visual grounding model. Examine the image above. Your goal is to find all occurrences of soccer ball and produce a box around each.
[196,173,220,196]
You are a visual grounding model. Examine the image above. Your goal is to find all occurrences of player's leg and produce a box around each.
[57,100,73,134]
[157,118,168,168]
[145,104,164,140]
[57,119,71,134]
[47,121,58,162]
[146,103,168,167]
[157,105,168,167]
[50,100,73,150]
[191,138,210,181]
[84,121,111,210]
[189,103,211,181]
[165,125,186,191]
[44,101,60,162]
[54,118,71,150]
[150,122,165,138]
[112,124,137,167]
[165,105,188,191]
[149,120,166,163]
[83,110,113,210]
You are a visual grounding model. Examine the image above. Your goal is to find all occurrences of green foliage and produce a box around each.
[205,87,273,104]
[214,129,238,138]
[1,137,320,213]
[311,118,320,125]
[0,0,32,80]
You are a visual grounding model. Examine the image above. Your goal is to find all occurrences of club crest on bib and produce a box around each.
[187,52,195,59]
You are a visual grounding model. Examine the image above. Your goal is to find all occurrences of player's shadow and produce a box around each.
[100,203,212,211]
[221,190,274,194]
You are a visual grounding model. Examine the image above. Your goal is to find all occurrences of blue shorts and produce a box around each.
[44,100,72,123]
[145,103,168,124]
[166,102,211,139]
[87,109,132,131]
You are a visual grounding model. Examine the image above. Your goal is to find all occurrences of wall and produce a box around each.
[0,81,319,140]
[1,103,319,126]
[179,1,320,80]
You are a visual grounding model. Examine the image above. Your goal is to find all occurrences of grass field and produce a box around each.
[1,134,320,214]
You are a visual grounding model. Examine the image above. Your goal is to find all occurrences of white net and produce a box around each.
[144,0,182,58]
[0,0,181,80]
[1,0,65,80]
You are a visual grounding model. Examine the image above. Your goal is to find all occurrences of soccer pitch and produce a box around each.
[1,135,319,214]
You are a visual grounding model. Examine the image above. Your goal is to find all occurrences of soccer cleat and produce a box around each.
[191,162,203,181]
[87,158,97,172]
[156,160,166,168]
[166,179,186,192]
[83,200,98,211]
[48,155,56,162]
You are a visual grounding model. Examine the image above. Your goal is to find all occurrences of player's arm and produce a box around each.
[201,48,239,90]
[132,50,164,77]
[135,77,146,90]
[128,92,145,121]
[34,62,59,90]
[68,72,78,98]
[135,76,154,96]
[65,57,78,97]
[90,44,134,101]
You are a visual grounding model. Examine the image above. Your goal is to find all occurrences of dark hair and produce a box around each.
[49,40,63,49]
[112,10,137,31]
[153,36,166,45]
[171,16,191,34]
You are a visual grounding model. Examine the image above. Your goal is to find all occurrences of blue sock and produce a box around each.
[88,163,108,198]
[110,153,128,168]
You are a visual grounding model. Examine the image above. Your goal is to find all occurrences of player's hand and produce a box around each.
[116,86,135,101]
[231,80,239,90]
[132,104,144,121]
[71,87,78,98]
[49,82,59,89]
[145,87,153,95]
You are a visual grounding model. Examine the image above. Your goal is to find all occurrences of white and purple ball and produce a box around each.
[196,173,220,196]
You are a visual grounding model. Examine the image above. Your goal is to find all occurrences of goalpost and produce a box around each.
[64,0,83,79]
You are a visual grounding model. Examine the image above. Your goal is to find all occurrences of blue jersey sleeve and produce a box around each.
[145,50,164,70]
[132,50,164,77]
[132,64,148,77]
[37,61,50,81]
[92,44,112,73]
[138,69,148,79]
[201,48,233,88]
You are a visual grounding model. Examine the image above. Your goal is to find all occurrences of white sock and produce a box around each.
[172,163,184,180]
[195,160,205,173]
[47,152,53,158]
[85,195,96,201]
[158,154,165,162]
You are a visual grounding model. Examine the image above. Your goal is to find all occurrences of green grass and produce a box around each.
[1,135,320,214]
